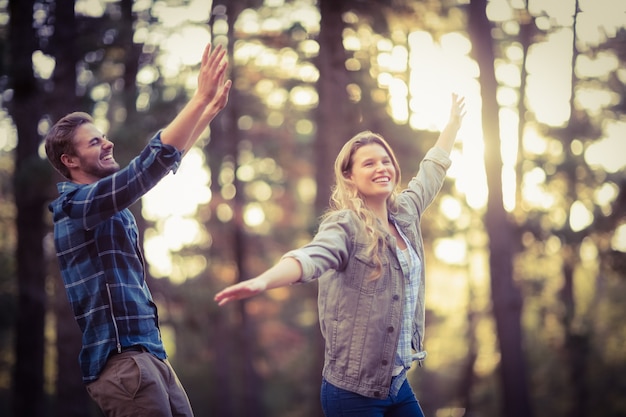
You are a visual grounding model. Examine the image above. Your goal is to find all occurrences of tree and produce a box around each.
[519,2,626,415]
[8,0,50,415]
[314,0,360,215]
[204,2,266,415]
[467,1,533,417]
[39,1,93,415]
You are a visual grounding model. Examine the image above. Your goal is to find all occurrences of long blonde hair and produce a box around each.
[325,131,401,278]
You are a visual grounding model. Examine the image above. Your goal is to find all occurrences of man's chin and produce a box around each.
[107,165,121,175]
[94,165,121,178]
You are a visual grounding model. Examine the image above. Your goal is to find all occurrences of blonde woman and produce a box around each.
[215,94,465,417]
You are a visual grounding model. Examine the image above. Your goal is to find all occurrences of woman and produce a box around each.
[215,93,465,416]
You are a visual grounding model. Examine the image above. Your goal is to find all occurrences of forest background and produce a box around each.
[0,0,625,416]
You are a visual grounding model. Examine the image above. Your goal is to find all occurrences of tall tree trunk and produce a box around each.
[9,0,48,415]
[560,253,589,417]
[204,4,236,414]
[208,3,265,416]
[308,1,361,414]
[515,4,532,210]
[46,1,93,416]
[467,1,533,417]
[315,0,359,216]
[459,283,478,416]
[560,2,589,415]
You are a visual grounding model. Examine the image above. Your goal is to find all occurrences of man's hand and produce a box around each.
[161,42,232,152]
[196,43,231,115]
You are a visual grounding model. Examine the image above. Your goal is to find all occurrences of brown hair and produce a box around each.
[44,112,93,179]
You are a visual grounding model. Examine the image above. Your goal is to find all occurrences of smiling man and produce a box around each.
[60,124,120,182]
[44,43,231,417]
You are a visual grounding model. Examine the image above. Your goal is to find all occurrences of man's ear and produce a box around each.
[60,154,78,169]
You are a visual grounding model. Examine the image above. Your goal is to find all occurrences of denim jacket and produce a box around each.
[284,146,451,398]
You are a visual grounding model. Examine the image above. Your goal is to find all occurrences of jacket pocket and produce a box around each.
[345,245,390,295]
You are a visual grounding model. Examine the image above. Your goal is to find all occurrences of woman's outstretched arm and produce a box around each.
[214,257,302,306]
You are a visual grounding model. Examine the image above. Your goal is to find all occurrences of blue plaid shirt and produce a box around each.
[393,223,421,372]
[49,132,181,382]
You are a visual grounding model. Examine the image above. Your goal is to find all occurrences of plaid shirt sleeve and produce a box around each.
[55,131,182,230]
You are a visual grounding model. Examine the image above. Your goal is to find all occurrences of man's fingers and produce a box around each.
[206,44,227,73]
[202,43,212,65]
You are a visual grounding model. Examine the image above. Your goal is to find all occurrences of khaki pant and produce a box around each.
[86,350,193,417]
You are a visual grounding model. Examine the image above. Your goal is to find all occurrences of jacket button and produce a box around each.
[382,359,388,366]
[387,326,394,333]
[392,295,399,301]
[374,391,381,397]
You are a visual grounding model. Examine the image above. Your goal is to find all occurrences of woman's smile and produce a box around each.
[348,143,397,203]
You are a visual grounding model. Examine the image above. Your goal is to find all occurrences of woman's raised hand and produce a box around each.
[448,92,466,130]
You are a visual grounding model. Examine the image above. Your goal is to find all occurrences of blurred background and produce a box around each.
[0,0,625,416]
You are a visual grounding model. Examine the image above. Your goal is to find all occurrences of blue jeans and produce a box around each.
[320,376,425,417]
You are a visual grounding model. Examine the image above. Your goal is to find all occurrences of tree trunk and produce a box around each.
[45,1,94,416]
[207,3,265,416]
[467,1,533,417]
[9,0,48,415]
[560,3,589,415]
[314,0,359,216]
[307,1,361,414]
[515,5,532,210]
[459,283,478,416]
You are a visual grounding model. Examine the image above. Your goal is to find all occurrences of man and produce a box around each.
[45,42,231,417]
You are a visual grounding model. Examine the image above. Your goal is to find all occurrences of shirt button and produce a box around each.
[387,326,394,333]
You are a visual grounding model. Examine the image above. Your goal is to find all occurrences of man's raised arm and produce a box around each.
[160,43,232,154]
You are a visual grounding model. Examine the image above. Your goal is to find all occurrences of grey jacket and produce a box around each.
[284,146,452,398]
